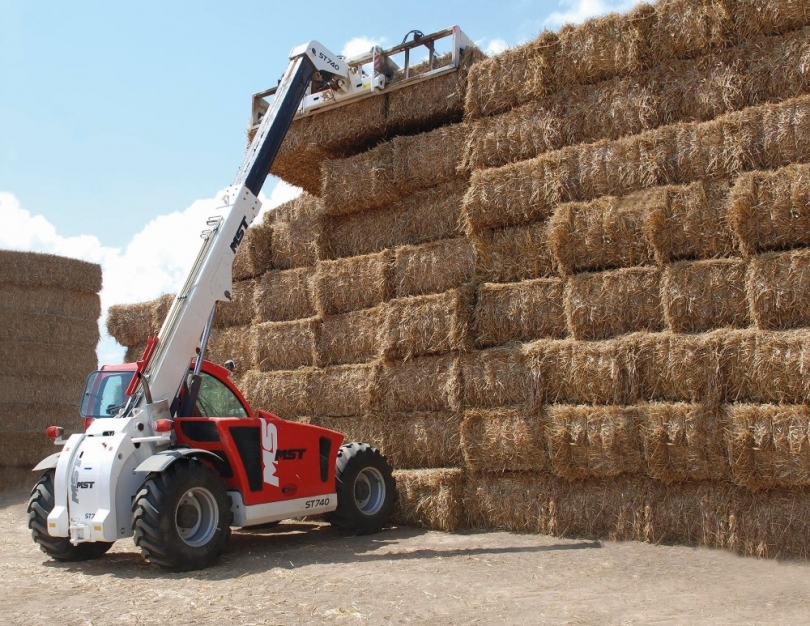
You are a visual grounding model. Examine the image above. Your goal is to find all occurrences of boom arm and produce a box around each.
[131,41,346,412]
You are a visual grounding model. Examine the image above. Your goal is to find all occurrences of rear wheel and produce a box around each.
[27,471,113,561]
[132,459,231,572]
[327,443,396,535]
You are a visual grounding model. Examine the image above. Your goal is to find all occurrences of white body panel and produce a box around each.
[230,491,338,527]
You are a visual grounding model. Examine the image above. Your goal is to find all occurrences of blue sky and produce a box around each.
[0,0,634,363]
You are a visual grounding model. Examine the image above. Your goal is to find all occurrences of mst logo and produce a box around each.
[230,216,249,253]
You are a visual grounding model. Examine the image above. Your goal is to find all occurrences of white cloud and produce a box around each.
[341,36,385,59]
[0,186,293,368]
[484,38,509,56]
[545,0,640,28]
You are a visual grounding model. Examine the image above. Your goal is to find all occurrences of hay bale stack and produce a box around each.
[205,325,251,368]
[464,26,810,170]
[232,222,273,280]
[107,293,173,347]
[312,251,392,315]
[548,193,655,274]
[661,259,750,333]
[725,403,810,491]
[393,238,475,298]
[461,407,547,472]
[321,179,466,260]
[747,249,810,330]
[643,179,735,263]
[267,194,322,269]
[0,251,101,491]
[392,468,466,531]
[269,47,485,194]
[564,267,664,341]
[318,306,383,366]
[214,279,256,328]
[253,267,315,322]
[310,412,462,469]
[471,220,559,283]
[308,363,376,418]
[238,369,311,419]
[546,405,644,480]
[728,163,810,255]
[640,402,728,483]
[460,345,530,409]
[251,318,320,371]
[379,289,472,360]
[374,354,461,413]
[473,279,567,348]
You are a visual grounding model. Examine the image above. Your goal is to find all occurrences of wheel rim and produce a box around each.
[175,487,219,547]
[353,467,386,516]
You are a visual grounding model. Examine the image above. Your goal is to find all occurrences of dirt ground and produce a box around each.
[1,489,809,625]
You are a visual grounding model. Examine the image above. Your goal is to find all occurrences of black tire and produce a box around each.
[327,442,396,535]
[27,471,113,561]
[131,459,231,572]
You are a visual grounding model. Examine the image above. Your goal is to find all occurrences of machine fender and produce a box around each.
[134,448,221,474]
[32,452,61,472]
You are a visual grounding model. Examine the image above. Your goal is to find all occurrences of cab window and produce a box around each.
[195,372,248,418]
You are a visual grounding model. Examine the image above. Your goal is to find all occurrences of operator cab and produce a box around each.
[80,360,251,429]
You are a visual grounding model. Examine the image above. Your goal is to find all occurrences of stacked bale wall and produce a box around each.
[0,251,101,491]
[108,0,810,558]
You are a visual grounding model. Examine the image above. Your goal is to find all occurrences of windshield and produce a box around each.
[80,370,135,418]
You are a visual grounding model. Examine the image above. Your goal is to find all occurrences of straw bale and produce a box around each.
[0,374,87,405]
[549,193,654,275]
[270,47,484,193]
[729,164,810,255]
[214,279,256,328]
[0,432,60,467]
[375,353,461,413]
[471,221,558,283]
[393,123,468,191]
[307,363,375,418]
[464,30,560,120]
[313,251,392,316]
[0,250,101,294]
[748,249,810,330]
[729,485,810,559]
[565,267,664,341]
[0,341,97,378]
[0,467,44,493]
[393,238,475,298]
[718,328,810,404]
[320,142,397,217]
[0,402,79,432]
[205,325,252,369]
[526,337,633,405]
[461,406,547,472]
[473,279,567,348]
[546,404,644,480]
[268,193,322,269]
[232,222,273,280]
[310,412,462,469]
[318,306,383,366]
[729,0,810,41]
[380,289,472,360]
[124,343,146,364]
[392,468,466,532]
[630,331,723,405]
[463,471,553,533]
[460,345,530,409]
[662,259,749,333]
[106,293,173,347]
[0,310,99,347]
[644,179,736,262]
[725,403,810,491]
[238,368,311,418]
[321,179,465,260]
[0,285,100,320]
[253,267,315,322]
[640,402,728,483]
[251,318,319,371]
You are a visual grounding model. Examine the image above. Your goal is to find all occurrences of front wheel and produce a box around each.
[327,443,396,535]
[27,471,113,561]
[131,459,231,572]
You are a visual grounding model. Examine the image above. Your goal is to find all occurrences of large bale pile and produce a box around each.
[0,251,101,491]
[108,0,810,558]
